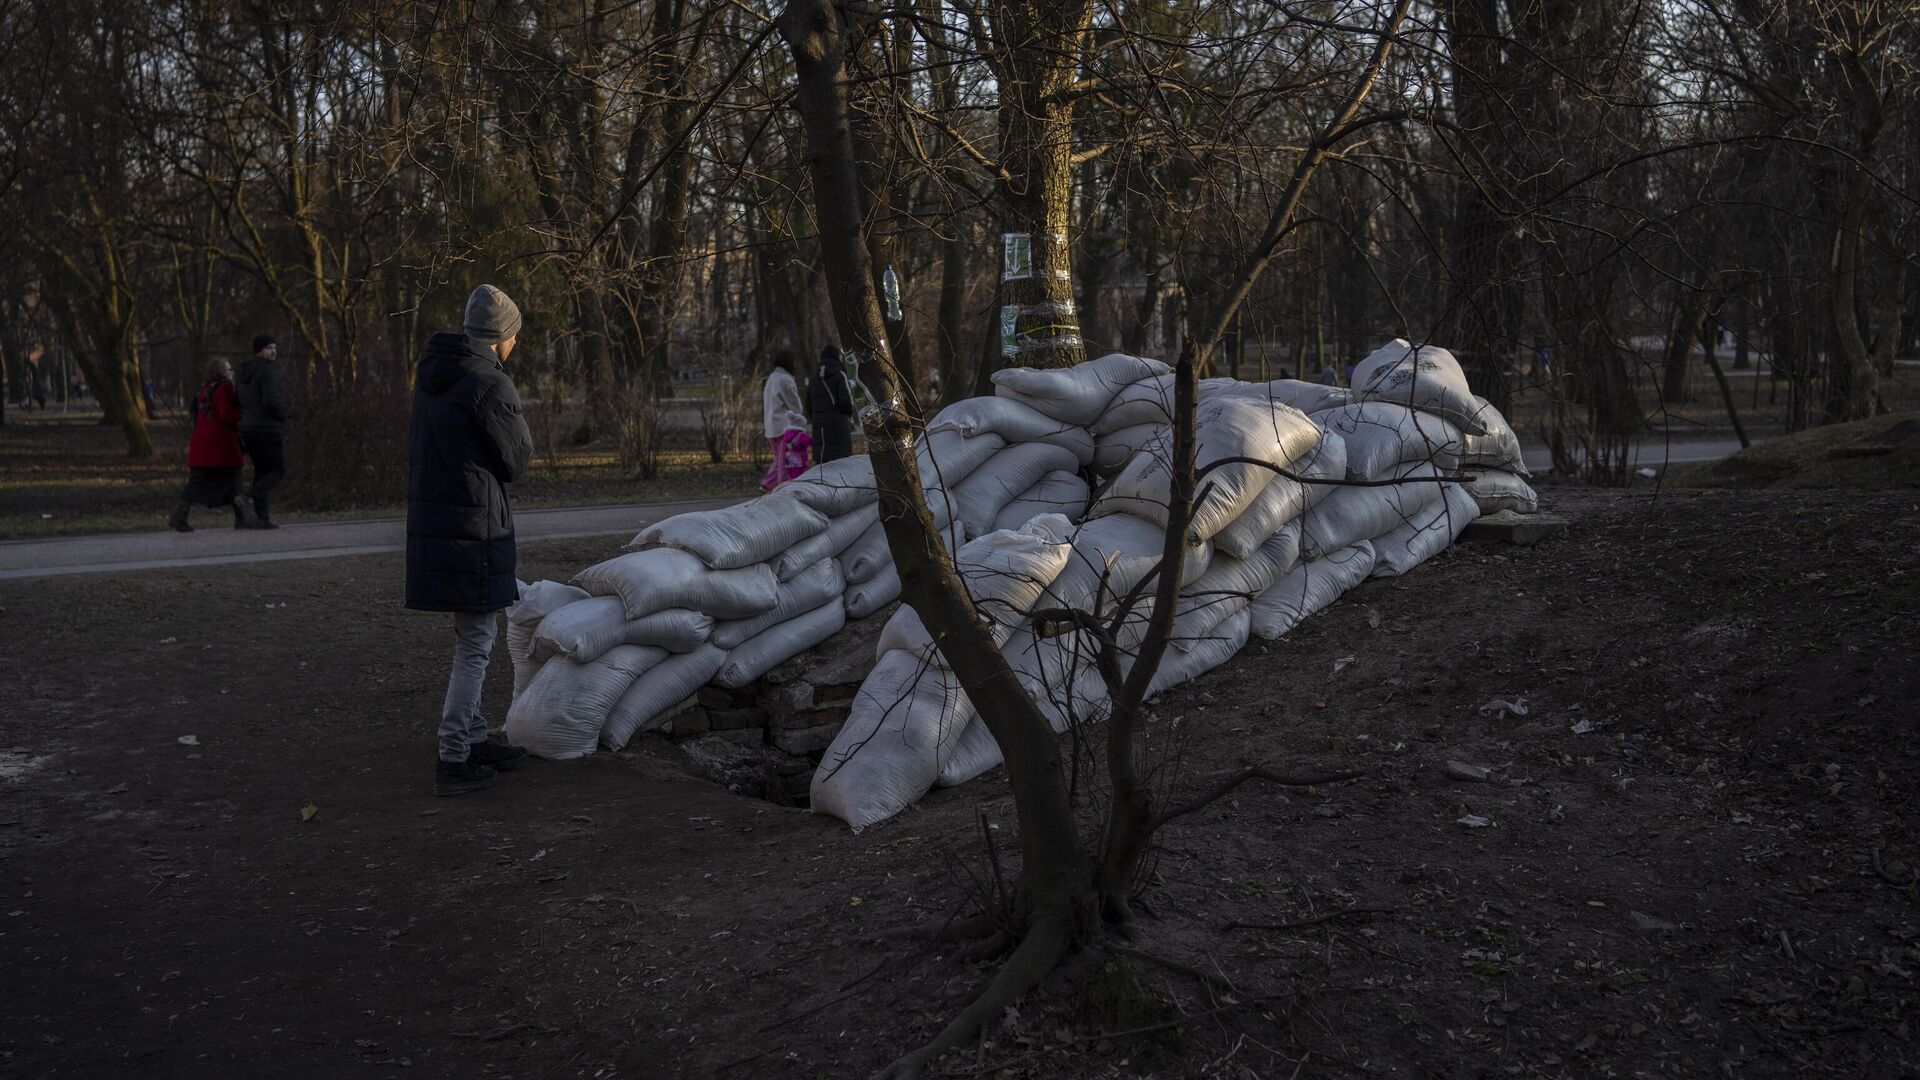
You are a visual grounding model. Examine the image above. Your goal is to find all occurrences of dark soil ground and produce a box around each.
[3,487,1917,1079]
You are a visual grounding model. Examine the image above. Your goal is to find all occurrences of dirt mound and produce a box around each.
[1669,411,1920,489]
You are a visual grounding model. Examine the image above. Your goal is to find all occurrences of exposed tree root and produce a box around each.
[873,910,1076,1080]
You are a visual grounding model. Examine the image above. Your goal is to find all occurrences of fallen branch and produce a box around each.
[1222,907,1397,933]
[1153,767,1365,830]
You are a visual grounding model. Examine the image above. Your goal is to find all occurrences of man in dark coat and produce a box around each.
[407,284,536,796]
[235,334,289,528]
[807,343,855,462]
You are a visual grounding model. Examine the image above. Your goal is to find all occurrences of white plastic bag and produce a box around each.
[505,580,590,701]
[992,470,1091,533]
[784,455,879,517]
[845,565,902,619]
[1210,432,1344,558]
[534,597,713,662]
[711,558,847,649]
[1092,397,1321,541]
[630,489,828,570]
[812,650,976,830]
[1090,374,1175,435]
[1350,339,1489,435]
[916,429,1007,492]
[1172,526,1300,650]
[1465,468,1539,515]
[503,644,669,759]
[600,645,728,750]
[1371,483,1479,578]
[1249,541,1377,640]
[949,442,1082,541]
[1299,464,1445,560]
[573,548,780,620]
[839,519,893,586]
[772,503,879,580]
[713,600,848,689]
[1204,377,1350,415]
[927,397,1096,466]
[992,353,1171,426]
[1316,401,1464,480]
[1046,512,1213,614]
[1147,608,1250,696]
[1459,396,1528,473]
[1091,422,1168,476]
[875,515,1076,663]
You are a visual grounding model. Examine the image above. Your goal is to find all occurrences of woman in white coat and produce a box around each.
[762,349,807,484]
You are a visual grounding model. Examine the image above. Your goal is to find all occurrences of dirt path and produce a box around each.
[2,488,1915,1078]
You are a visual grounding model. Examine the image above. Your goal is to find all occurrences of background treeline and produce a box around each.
[1,0,1914,497]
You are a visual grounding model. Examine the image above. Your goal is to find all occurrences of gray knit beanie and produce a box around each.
[464,284,523,345]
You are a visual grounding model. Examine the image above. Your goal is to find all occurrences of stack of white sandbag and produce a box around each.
[490,345,1534,830]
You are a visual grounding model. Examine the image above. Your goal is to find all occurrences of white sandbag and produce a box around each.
[784,455,879,516]
[916,429,1006,491]
[876,515,1076,662]
[1171,525,1301,650]
[1350,339,1488,435]
[1092,423,1167,476]
[846,565,902,619]
[1316,401,1465,480]
[948,442,1082,541]
[1464,468,1539,515]
[839,519,893,586]
[534,597,712,662]
[1046,512,1212,614]
[503,644,668,760]
[992,470,1091,533]
[771,503,879,580]
[1299,464,1445,560]
[992,352,1171,427]
[1204,377,1350,414]
[711,558,846,649]
[1148,608,1251,697]
[936,714,1004,787]
[1459,396,1528,473]
[600,644,728,750]
[573,548,780,620]
[1249,541,1377,640]
[812,651,976,830]
[1209,432,1344,558]
[1371,483,1479,578]
[927,397,1096,466]
[713,600,847,689]
[1092,397,1321,541]
[629,489,828,570]
[1090,374,1175,435]
[505,580,590,700]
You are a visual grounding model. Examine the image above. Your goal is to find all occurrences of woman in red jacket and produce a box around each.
[168,358,261,531]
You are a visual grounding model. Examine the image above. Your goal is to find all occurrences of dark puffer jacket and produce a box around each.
[405,333,534,613]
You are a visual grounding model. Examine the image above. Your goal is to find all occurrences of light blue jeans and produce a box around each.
[439,611,500,762]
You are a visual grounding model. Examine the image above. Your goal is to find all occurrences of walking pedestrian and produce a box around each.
[762,349,807,486]
[168,359,261,532]
[235,335,288,528]
[807,344,855,463]
[406,284,535,797]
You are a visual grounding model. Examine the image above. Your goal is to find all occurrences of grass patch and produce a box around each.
[1665,412,1920,490]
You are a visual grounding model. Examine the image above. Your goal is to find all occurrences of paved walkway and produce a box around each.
[1,437,1755,581]
[0,498,740,581]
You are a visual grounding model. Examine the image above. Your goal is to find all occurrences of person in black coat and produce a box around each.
[407,284,536,796]
[234,335,289,528]
[807,343,855,462]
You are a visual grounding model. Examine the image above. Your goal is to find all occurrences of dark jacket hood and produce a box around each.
[236,355,270,387]
[417,332,500,396]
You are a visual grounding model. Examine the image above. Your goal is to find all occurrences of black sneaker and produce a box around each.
[256,518,281,530]
[234,497,263,529]
[168,507,192,533]
[468,740,528,772]
[434,758,497,797]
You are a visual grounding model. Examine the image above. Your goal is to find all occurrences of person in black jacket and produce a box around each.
[234,335,289,528]
[807,343,855,462]
[407,284,536,796]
